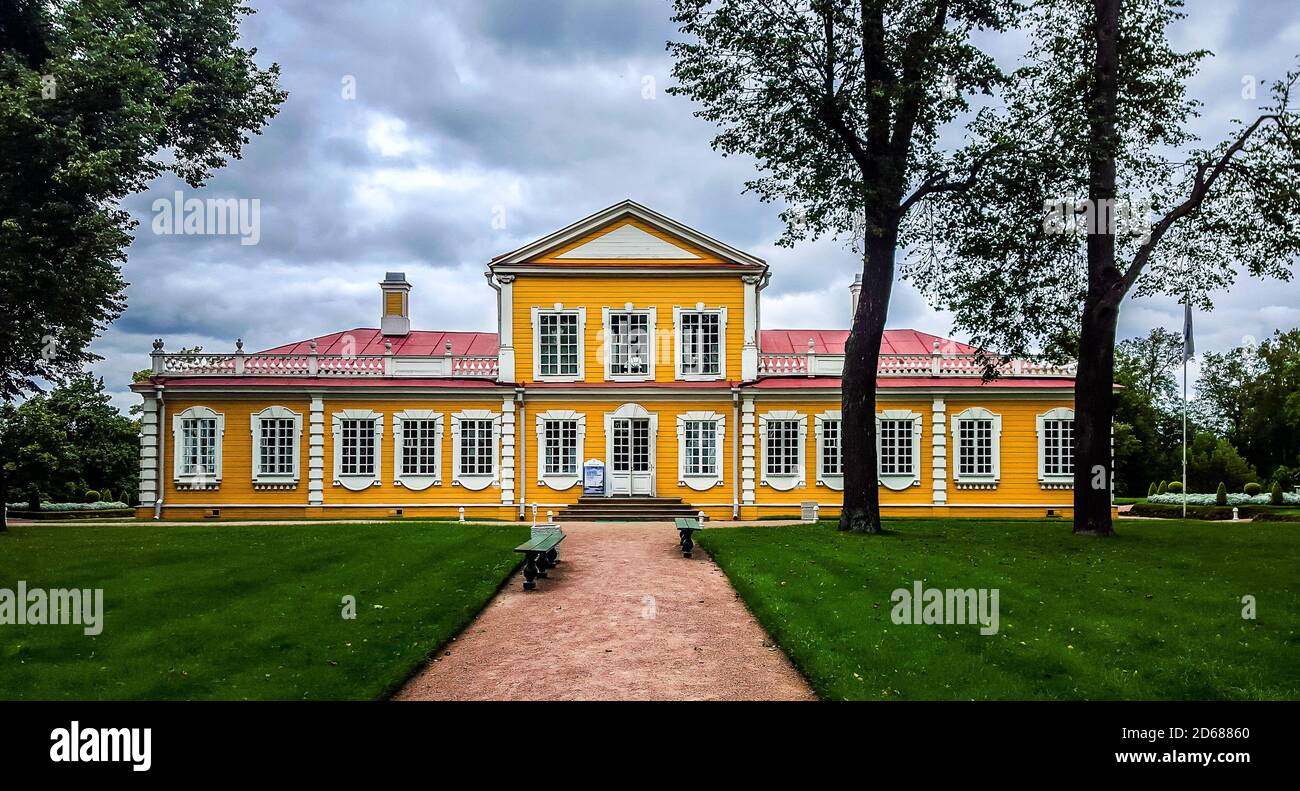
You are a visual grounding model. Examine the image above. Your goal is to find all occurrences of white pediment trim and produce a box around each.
[556,223,700,260]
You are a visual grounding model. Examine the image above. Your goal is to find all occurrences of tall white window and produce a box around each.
[538,312,579,377]
[951,407,1002,487]
[879,420,914,475]
[608,311,650,377]
[815,411,844,490]
[340,419,376,475]
[332,410,383,490]
[531,306,585,381]
[543,419,579,475]
[251,406,302,487]
[675,305,727,380]
[1036,407,1075,487]
[684,420,717,475]
[182,418,218,475]
[451,410,500,490]
[173,406,224,488]
[766,420,800,475]
[876,410,922,490]
[459,419,495,476]
[393,411,442,490]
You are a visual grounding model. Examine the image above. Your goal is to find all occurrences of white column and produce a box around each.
[741,275,760,381]
[308,395,325,505]
[931,397,947,504]
[500,396,516,504]
[496,274,516,383]
[138,394,159,506]
[741,396,757,504]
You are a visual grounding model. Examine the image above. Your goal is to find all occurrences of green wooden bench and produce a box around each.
[674,517,703,558]
[514,529,566,590]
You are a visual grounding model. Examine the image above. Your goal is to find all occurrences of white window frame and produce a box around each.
[876,409,923,491]
[451,409,501,490]
[173,406,224,489]
[535,409,586,490]
[759,410,807,491]
[531,304,586,382]
[1037,407,1075,488]
[815,410,844,491]
[673,304,728,381]
[332,409,383,491]
[602,304,657,382]
[393,409,443,490]
[676,411,726,491]
[950,407,1002,489]
[250,406,301,488]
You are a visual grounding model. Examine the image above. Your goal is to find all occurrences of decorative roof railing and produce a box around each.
[757,340,1076,378]
[149,339,499,379]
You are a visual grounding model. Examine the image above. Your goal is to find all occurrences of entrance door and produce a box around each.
[610,417,653,495]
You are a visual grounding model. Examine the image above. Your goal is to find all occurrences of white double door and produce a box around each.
[608,408,655,496]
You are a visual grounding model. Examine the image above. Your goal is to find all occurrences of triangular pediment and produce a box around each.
[488,200,766,270]
[554,223,701,260]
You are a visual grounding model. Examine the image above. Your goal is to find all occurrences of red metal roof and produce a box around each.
[760,328,977,355]
[260,329,499,357]
[144,377,506,389]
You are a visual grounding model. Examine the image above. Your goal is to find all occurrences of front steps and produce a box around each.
[555,495,700,522]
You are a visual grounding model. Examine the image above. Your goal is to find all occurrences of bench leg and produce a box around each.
[535,549,550,578]
[679,528,694,558]
[522,551,539,591]
[547,548,559,566]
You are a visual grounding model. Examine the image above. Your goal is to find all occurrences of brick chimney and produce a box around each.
[380,272,411,336]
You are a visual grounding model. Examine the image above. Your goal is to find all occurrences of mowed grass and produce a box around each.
[0,522,527,700]
[698,519,1300,701]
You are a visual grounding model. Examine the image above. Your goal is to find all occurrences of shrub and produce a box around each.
[1148,491,1300,506]
[1271,481,1284,505]
[1244,482,1262,496]
[1167,481,1183,494]
[1215,482,1228,506]
[1157,480,1168,495]
[5,501,131,512]
[83,490,101,503]
[101,488,113,504]
[1147,482,1157,498]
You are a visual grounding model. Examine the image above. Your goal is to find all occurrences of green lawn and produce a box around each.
[698,519,1300,701]
[0,522,527,700]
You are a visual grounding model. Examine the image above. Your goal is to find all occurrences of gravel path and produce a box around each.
[396,521,815,701]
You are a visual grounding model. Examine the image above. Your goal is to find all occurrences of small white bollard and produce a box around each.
[697,510,706,524]
[458,506,465,523]
[547,510,554,524]
[531,503,538,526]
[813,503,820,522]
[1232,506,1239,522]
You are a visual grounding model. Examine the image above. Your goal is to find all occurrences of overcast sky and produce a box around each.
[94,0,1300,412]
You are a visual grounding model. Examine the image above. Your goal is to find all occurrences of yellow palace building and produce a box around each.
[132,200,1084,522]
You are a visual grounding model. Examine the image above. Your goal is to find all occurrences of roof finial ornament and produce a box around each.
[385,339,393,354]
[236,338,244,352]
[309,339,317,353]
[152,338,164,352]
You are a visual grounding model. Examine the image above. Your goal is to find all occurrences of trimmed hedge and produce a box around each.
[1147,491,1300,506]
[6,501,130,511]
[1130,503,1257,521]
[1244,482,1262,496]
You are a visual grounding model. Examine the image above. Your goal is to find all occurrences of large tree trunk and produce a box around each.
[839,228,896,534]
[1074,0,1121,536]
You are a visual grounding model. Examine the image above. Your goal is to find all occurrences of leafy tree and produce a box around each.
[0,0,285,400]
[908,0,1300,535]
[668,0,1019,533]
[1184,432,1255,493]
[1197,330,1300,481]
[0,374,139,528]
[1113,328,1183,492]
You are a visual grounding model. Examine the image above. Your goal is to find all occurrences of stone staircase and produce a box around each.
[554,495,700,522]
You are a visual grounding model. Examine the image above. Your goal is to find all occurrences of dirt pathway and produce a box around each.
[396,521,815,701]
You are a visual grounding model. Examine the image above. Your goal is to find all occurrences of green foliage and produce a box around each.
[1215,482,1228,506]
[0,0,286,398]
[1147,481,1157,497]
[1167,481,1183,494]
[1157,480,1168,495]
[0,522,528,700]
[0,374,140,507]
[83,489,100,503]
[700,520,1300,699]
[1244,482,1262,496]
[1186,434,1257,493]
[100,487,111,503]
[1271,481,1285,505]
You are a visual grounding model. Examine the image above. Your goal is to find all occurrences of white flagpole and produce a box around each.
[1182,345,1187,519]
